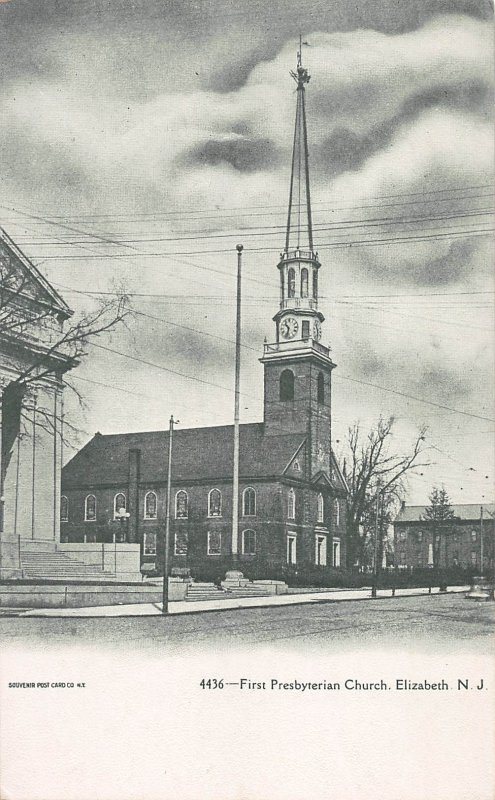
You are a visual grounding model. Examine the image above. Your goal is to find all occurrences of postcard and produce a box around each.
[0,1,493,798]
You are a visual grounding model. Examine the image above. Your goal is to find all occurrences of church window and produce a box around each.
[280,270,284,300]
[288,268,296,298]
[333,539,341,567]
[287,534,297,565]
[315,534,327,566]
[471,551,477,565]
[313,269,318,299]
[317,493,324,523]
[114,492,126,519]
[175,531,188,556]
[208,531,222,555]
[242,487,256,517]
[332,499,340,527]
[471,530,477,542]
[84,494,96,522]
[417,530,423,542]
[175,490,188,519]
[60,495,69,522]
[144,491,157,519]
[208,489,222,517]
[242,529,256,555]
[302,320,310,339]
[301,268,309,298]
[143,532,157,556]
[288,488,296,520]
[317,372,324,404]
[280,369,294,401]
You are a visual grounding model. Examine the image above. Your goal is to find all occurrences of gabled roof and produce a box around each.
[62,423,310,488]
[395,503,495,523]
[0,226,72,319]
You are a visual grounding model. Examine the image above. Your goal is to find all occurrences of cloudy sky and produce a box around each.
[0,0,493,505]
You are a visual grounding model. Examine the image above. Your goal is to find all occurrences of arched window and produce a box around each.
[317,493,324,524]
[175,490,188,519]
[313,269,318,299]
[301,267,309,297]
[301,268,308,298]
[114,492,126,519]
[280,369,294,401]
[242,529,256,555]
[317,372,324,405]
[280,270,284,300]
[332,499,340,527]
[84,494,96,522]
[288,268,296,298]
[208,488,222,517]
[288,488,296,520]
[242,487,256,517]
[144,491,157,519]
[60,495,69,522]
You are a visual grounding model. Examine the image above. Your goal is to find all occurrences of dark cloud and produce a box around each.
[406,238,487,286]
[0,0,491,97]
[182,137,280,173]
[315,79,492,178]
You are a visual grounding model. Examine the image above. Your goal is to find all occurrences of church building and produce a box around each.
[61,50,349,582]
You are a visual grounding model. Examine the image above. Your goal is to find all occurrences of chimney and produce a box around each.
[128,448,141,544]
[401,500,406,512]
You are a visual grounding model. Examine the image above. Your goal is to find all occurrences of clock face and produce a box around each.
[313,320,322,341]
[280,317,299,339]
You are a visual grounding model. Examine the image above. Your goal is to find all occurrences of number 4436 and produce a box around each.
[200,678,224,689]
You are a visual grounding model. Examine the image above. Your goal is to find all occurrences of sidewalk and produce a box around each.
[13,585,471,617]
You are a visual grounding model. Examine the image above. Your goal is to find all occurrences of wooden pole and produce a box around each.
[480,504,484,575]
[162,415,176,614]
[232,245,243,563]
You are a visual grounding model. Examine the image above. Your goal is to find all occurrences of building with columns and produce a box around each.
[62,49,349,582]
[0,226,74,578]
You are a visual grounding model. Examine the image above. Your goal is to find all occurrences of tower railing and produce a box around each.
[279,248,320,264]
[263,339,330,358]
[280,297,318,310]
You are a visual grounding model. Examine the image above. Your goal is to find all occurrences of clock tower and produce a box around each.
[261,44,336,478]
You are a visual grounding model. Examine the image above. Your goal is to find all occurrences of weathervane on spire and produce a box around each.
[290,34,311,87]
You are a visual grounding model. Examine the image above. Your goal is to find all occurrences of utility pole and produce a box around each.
[231,244,243,564]
[371,488,381,598]
[162,415,178,615]
[480,504,484,576]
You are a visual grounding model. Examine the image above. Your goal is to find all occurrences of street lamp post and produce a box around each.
[162,415,178,615]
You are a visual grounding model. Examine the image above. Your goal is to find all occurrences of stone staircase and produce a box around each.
[185,581,272,602]
[21,550,115,581]
[185,582,227,601]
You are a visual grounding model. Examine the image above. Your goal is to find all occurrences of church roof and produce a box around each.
[62,423,311,488]
[395,503,495,523]
[0,225,72,319]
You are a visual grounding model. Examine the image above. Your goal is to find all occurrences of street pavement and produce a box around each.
[1,592,493,654]
[0,584,470,617]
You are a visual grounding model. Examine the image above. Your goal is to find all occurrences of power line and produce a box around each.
[3,181,492,222]
[339,374,494,423]
[12,208,494,245]
[33,227,494,260]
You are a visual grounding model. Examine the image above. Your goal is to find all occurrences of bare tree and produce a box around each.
[0,228,131,447]
[342,416,429,569]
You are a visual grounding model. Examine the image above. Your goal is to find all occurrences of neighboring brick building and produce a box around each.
[61,424,348,580]
[393,503,494,572]
[61,50,349,582]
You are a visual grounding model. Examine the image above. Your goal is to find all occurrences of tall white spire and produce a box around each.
[285,36,314,254]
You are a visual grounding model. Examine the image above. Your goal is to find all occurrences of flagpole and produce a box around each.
[232,244,243,564]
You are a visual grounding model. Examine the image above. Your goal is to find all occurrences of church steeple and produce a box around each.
[274,40,323,345]
[286,39,314,254]
[261,43,336,479]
